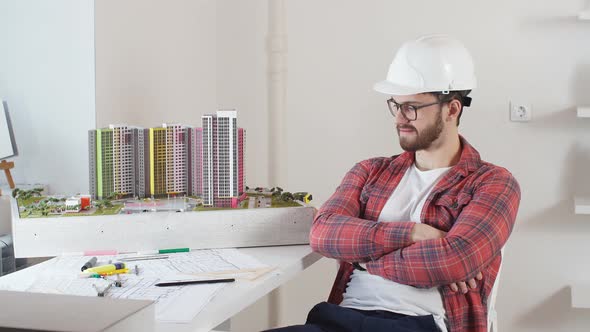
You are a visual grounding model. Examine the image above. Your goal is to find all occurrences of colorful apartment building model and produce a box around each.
[88,110,246,208]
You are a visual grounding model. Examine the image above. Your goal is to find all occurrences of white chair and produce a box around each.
[487,248,505,332]
[331,248,505,332]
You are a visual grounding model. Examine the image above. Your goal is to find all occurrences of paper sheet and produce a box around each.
[17,248,269,323]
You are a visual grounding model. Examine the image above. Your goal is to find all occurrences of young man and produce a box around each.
[267,35,520,332]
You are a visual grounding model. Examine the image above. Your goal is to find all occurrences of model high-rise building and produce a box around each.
[187,127,203,197]
[147,124,189,197]
[133,128,150,198]
[165,124,188,195]
[202,110,246,207]
[89,125,143,200]
[112,126,136,198]
[148,127,166,197]
[238,127,246,202]
[202,113,216,207]
[88,130,98,197]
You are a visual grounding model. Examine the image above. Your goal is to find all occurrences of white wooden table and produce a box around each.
[0,245,323,332]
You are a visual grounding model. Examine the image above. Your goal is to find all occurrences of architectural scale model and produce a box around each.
[88,110,246,208]
[13,110,313,218]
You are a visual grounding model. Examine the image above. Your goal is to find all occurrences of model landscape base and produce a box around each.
[10,197,315,258]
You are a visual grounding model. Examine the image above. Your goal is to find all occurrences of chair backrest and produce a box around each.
[487,247,505,332]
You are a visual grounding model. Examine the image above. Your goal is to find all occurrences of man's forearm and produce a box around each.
[310,206,443,263]
[366,237,491,287]
[310,212,416,262]
[310,159,416,262]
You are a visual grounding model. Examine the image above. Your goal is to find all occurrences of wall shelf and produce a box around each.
[571,284,590,308]
[578,107,590,118]
[570,282,590,309]
[575,197,590,215]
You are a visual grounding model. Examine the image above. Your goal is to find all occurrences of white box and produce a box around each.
[575,196,590,215]
[0,290,155,332]
[577,106,590,118]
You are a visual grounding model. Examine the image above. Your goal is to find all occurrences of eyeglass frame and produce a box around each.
[386,96,452,121]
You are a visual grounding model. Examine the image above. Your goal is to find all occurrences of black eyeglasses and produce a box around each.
[387,98,444,121]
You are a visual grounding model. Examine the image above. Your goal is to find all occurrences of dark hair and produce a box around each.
[430,90,471,126]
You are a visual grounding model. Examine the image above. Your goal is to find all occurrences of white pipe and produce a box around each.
[267,0,287,188]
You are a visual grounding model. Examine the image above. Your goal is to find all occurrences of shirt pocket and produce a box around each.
[433,191,473,224]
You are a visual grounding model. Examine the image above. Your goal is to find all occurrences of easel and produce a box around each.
[0,160,15,196]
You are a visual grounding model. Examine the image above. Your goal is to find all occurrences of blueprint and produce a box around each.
[17,248,269,323]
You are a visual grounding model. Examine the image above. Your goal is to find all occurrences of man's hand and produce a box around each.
[410,224,483,293]
[411,223,447,242]
[448,272,483,293]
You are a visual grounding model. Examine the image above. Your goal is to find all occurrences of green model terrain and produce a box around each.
[14,186,310,218]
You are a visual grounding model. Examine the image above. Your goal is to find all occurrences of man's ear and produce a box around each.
[446,99,462,122]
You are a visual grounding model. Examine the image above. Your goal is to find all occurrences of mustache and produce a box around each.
[397,125,416,131]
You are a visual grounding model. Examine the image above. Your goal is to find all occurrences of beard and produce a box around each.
[397,108,444,152]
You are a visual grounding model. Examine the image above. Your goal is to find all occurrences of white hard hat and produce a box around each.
[374,34,477,96]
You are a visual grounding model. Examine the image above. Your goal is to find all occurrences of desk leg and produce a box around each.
[212,319,231,332]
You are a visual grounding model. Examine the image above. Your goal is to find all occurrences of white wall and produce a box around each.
[276,0,590,331]
[215,0,270,188]
[95,0,217,128]
[0,0,95,194]
[95,0,270,188]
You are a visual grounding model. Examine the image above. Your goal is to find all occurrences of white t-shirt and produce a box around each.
[340,163,452,332]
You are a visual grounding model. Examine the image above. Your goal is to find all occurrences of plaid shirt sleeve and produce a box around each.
[309,159,416,262]
[365,168,521,287]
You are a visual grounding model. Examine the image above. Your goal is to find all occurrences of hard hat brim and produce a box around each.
[373,80,426,96]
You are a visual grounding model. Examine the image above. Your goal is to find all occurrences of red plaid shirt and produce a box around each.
[310,136,520,332]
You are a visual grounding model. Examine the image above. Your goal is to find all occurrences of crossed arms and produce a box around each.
[309,160,521,288]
